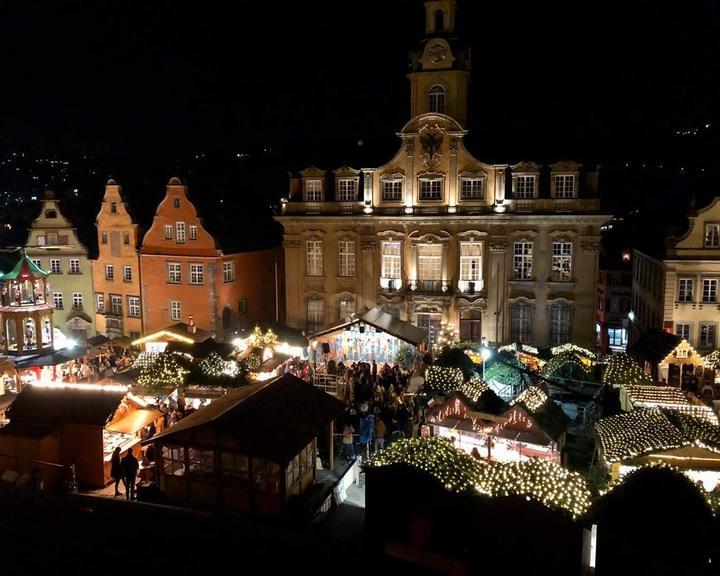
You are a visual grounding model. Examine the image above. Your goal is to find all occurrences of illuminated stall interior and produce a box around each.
[309,307,427,365]
[131,319,211,353]
[658,339,704,389]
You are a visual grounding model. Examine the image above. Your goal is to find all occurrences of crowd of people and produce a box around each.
[56,347,136,383]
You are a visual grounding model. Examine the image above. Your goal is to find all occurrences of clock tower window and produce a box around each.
[428,85,446,114]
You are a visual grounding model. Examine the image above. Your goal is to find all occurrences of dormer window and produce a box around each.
[428,85,446,114]
[45,209,57,219]
[513,175,537,199]
[173,198,181,208]
[460,175,486,201]
[553,174,576,198]
[419,177,443,201]
[111,201,117,213]
[304,180,323,202]
[337,179,357,202]
[381,176,404,202]
[705,224,720,247]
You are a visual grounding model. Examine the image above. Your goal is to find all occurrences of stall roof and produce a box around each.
[131,323,212,347]
[145,373,345,464]
[165,338,236,358]
[106,408,162,435]
[13,346,88,368]
[256,353,293,373]
[6,385,125,427]
[87,335,110,348]
[310,307,427,346]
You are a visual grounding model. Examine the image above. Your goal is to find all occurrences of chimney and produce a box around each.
[188,315,196,334]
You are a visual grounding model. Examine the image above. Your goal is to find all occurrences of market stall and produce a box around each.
[309,307,427,365]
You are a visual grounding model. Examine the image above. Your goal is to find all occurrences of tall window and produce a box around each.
[53,292,63,309]
[419,178,443,201]
[382,179,403,202]
[418,244,442,280]
[428,85,446,114]
[96,293,104,313]
[306,240,323,276]
[105,264,114,281]
[382,241,401,279]
[514,175,536,198]
[703,279,718,303]
[110,295,122,315]
[416,313,442,345]
[338,240,355,277]
[128,296,140,317]
[337,179,357,202]
[173,198,181,208]
[223,261,235,282]
[50,259,61,274]
[170,300,181,322]
[510,302,533,343]
[123,232,130,245]
[551,242,572,281]
[678,278,694,302]
[189,264,204,285]
[608,328,628,348]
[305,180,323,202]
[553,175,576,198]
[676,323,691,341]
[700,323,717,348]
[549,302,571,345]
[167,262,181,284]
[189,225,197,240]
[460,177,485,200]
[164,225,173,240]
[512,242,533,280]
[72,293,83,310]
[705,224,720,247]
[110,201,117,213]
[338,298,355,320]
[176,222,186,243]
[69,259,80,274]
[101,232,108,245]
[459,242,482,283]
[307,299,324,333]
[123,266,132,282]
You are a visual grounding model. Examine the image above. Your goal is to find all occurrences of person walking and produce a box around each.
[121,449,140,501]
[342,423,355,462]
[110,447,123,496]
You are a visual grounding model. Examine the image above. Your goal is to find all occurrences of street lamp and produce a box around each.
[481,347,492,379]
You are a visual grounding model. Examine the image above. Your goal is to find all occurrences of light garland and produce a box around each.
[550,343,596,359]
[368,437,591,518]
[595,406,720,463]
[602,353,652,387]
[132,351,159,370]
[540,352,593,380]
[703,349,720,369]
[510,386,550,413]
[425,365,464,394]
[459,377,489,402]
[137,352,189,390]
[623,384,689,408]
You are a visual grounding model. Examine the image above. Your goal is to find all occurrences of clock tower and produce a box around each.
[408,0,471,127]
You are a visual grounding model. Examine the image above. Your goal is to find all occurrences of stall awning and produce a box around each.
[310,307,428,346]
[106,408,162,435]
[14,346,88,368]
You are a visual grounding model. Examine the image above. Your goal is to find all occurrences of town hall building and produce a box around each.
[275,0,609,348]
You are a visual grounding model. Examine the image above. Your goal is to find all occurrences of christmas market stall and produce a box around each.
[142,373,344,516]
[595,406,720,490]
[309,307,427,365]
[657,339,704,390]
[0,383,160,488]
[619,383,718,424]
[130,318,211,353]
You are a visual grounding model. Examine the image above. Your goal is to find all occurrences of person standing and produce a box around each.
[374,416,386,453]
[110,447,123,496]
[121,449,140,501]
[342,423,355,462]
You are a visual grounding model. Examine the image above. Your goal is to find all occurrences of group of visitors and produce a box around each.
[56,347,136,383]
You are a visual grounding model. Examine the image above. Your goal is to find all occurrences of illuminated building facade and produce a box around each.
[276,0,608,348]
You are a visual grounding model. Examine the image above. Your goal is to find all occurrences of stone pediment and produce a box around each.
[299,166,326,178]
[550,160,581,173]
[333,166,360,178]
[510,161,541,173]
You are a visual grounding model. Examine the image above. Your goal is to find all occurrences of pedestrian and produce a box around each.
[110,447,123,496]
[121,449,140,501]
[374,416,386,452]
[342,423,355,462]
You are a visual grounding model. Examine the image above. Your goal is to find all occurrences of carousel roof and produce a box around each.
[0,251,49,281]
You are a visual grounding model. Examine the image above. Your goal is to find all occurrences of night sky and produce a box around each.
[1,0,719,250]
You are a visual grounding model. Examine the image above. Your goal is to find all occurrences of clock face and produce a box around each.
[428,42,448,64]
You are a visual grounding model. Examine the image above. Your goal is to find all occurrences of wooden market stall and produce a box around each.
[142,373,344,516]
[658,339,704,390]
[0,383,160,488]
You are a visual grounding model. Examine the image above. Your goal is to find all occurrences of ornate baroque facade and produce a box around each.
[276,0,608,348]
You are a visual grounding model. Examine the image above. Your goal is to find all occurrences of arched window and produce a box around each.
[428,85,446,114]
[434,9,445,32]
[44,209,57,219]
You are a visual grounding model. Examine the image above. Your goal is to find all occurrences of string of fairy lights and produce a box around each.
[624,384,689,406]
[595,406,720,462]
[368,437,592,518]
[199,352,240,378]
[510,386,550,413]
[137,352,189,389]
[425,366,464,394]
[550,343,596,359]
[602,353,652,386]
[459,376,489,402]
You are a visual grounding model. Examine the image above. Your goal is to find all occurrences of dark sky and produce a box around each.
[0,0,719,250]
[2,0,719,162]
